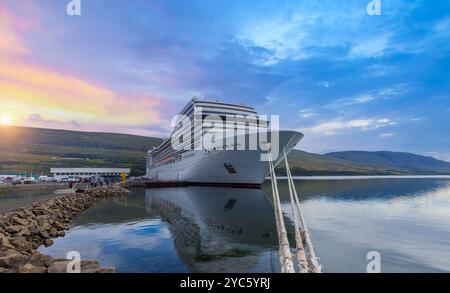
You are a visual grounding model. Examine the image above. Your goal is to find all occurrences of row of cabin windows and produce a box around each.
[55,172,119,176]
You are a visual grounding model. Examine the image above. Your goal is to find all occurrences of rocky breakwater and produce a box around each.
[0,186,129,273]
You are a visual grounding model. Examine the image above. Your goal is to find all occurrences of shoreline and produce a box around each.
[0,186,129,273]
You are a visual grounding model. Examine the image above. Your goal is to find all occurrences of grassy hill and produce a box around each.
[325,151,450,174]
[1,126,449,176]
[280,150,401,176]
[0,126,162,176]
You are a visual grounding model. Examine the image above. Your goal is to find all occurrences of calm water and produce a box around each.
[0,184,67,214]
[39,178,450,273]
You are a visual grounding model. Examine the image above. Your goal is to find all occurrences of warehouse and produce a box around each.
[50,168,130,182]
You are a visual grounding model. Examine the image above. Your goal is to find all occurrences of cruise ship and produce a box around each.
[146,98,303,187]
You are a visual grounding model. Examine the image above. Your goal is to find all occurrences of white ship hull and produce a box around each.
[146,130,303,186]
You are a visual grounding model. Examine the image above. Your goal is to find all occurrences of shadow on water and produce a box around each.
[39,178,450,273]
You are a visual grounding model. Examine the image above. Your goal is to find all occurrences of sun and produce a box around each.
[1,116,12,125]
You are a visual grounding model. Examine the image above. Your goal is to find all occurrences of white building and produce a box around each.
[50,168,130,182]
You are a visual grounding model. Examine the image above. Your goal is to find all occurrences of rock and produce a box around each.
[0,250,27,268]
[43,239,53,247]
[48,261,71,273]
[10,237,33,252]
[49,227,58,237]
[11,217,29,226]
[6,225,23,234]
[16,227,30,237]
[80,260,101,273]
[1,237,15,249]
[18,263,47,273]
[27,252,54,267]
[97,267,115,273]
[54,221,66,230]
[38,229,49,239]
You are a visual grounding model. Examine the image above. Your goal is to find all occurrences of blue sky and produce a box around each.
[0,0,449,160]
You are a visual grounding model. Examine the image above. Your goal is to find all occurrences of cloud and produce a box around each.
[380,132,395,138]
[0,61,169,127]
[298,108,316,118]
[303,117,395,135]
[28,113,81,128]
[348,34,392,59]
[0,6,29,55]
[424,151,450,163]
[326,84,409,108]
[316,80,330,88]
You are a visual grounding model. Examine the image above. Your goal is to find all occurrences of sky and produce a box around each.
[0,0,449,160]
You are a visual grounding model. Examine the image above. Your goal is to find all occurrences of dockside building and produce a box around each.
[50,168,130,182]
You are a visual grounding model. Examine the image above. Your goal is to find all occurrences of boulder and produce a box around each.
[6,225,23,234]
[38,229,49,239]
[0,250,27,268]
[49,227,58,237]
[16,227,30,237]
[10,237,33,252]
[97,267,115,273]
[18,263,47,273]
[11,216,29,226]
[43,239,53,247]
[1,237,15,249]
[48,261,71,273]
[27,252,54,267]
[80,260,102,273]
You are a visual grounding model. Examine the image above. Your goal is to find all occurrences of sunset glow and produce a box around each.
[1,115,12,125]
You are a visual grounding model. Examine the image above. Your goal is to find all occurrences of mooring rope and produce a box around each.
[268,151,295,273]
[284,150,309,273]
[284,152,321,273]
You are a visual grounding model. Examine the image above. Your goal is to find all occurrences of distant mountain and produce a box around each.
[324,151,450,174]
[280,150,392,175]
[1,126,449,176]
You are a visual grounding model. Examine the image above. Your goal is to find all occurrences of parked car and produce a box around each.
[23,177,37,184]
[38,176,55,182]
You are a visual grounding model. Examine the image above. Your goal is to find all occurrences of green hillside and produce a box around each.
[0,126,162,176]
[282,150,400,176]
[325,151,450,174]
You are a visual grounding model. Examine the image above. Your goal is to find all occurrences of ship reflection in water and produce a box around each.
[39,178,450,273]
[146,187,282,273]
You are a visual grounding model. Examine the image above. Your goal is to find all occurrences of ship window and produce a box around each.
[224,163,237,174]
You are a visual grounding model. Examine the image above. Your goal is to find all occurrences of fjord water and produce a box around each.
[39,178,450,273]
